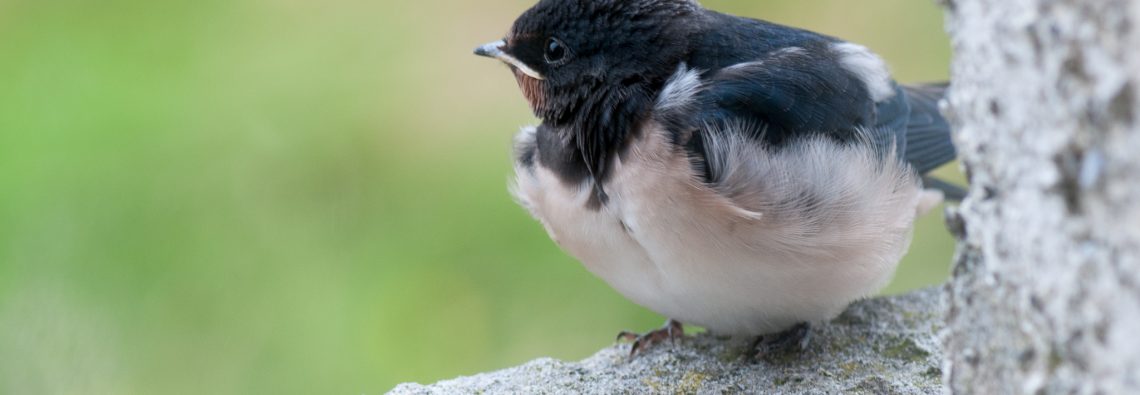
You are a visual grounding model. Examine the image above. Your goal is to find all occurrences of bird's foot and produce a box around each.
[749,322,812,362]
[616,319,684,358]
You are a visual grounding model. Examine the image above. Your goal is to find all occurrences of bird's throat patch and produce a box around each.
[514,72,545,114]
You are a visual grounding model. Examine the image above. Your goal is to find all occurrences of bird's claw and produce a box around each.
[750,322,812,362]
[616,319,685,358]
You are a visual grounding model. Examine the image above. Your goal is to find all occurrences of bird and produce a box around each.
[474,0,958,358]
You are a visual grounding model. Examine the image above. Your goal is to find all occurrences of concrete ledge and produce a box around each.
[390,288,945,394]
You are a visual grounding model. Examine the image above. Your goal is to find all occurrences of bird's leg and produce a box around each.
[749,322,812,361]
[616,319,685,357]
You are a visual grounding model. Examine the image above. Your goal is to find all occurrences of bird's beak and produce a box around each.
[473,40,545,80]
[474,40,505,58]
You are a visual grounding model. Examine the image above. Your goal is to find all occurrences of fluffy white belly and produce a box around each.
[512,124,923,335]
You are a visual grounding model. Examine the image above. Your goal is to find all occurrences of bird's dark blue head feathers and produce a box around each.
[503,0,699,118]
[477,0,701,196]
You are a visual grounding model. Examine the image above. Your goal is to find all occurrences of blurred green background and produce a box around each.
[0,0,956,393]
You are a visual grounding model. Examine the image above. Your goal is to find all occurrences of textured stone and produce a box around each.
[390,288,944,395]
[942,0,1140,393]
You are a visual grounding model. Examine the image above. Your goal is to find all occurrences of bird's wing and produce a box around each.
[688,48,956,178]
[693,45,887,149]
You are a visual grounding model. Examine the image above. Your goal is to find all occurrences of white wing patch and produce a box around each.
[832,42,896,102]
[655,63,703,112]
[721,46,808,73]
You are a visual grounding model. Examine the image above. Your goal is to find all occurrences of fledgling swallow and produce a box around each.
[475,0,958,358]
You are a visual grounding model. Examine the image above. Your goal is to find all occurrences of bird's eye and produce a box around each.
[544,38,567,64]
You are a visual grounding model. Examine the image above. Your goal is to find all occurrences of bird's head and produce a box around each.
[475,0,699,124]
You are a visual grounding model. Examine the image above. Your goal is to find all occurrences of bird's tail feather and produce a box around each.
[905,83,966,202]
[903,83,957,175]
[922,176,967,202]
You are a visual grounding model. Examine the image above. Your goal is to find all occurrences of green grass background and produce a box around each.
[0,0,958,393]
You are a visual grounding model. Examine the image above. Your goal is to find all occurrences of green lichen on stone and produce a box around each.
[717,347,745,363]
[641,377,662,393]
[678,371,708,394]
[1048,348,1064,372]
[849,377,904,395]
[762,346,805,365]
[924,366,942,379]
[839,361,862,377]
[774,376,805,387]
[883,337,932,362]
[828,334,859,351]
[901,310,937,329]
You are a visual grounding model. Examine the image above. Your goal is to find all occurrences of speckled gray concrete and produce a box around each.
[390,288,945,394]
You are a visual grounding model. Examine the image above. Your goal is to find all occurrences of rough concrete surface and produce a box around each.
[943,0,1140,393]
[390,288,944,394]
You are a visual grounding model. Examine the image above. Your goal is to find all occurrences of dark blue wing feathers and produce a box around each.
[693,47,876,147]
[680,11,956,189]
[899,83,956,174]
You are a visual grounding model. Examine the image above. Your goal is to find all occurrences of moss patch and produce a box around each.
[883,338,932,362]
[678,371,708,394]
